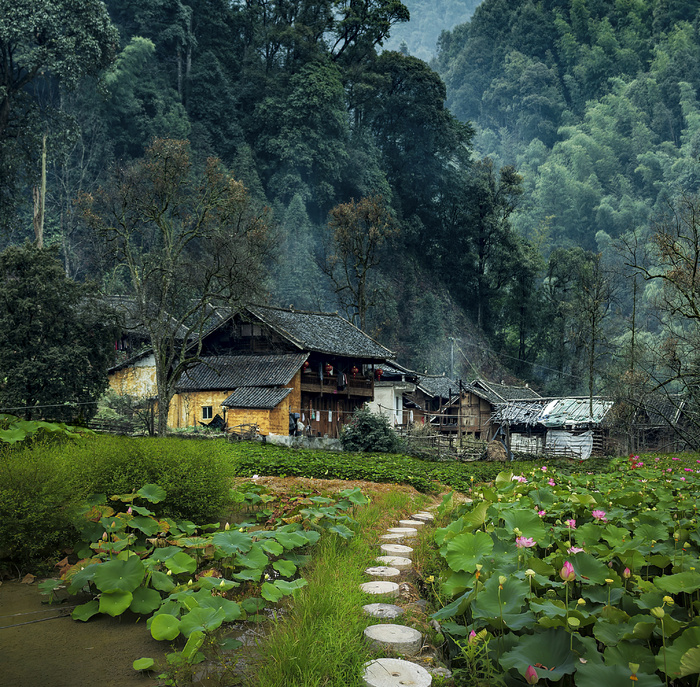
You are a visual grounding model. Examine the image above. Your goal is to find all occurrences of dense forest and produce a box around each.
[4,0,700,414]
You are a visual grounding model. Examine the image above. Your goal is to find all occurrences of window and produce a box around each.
[202,406,213,420]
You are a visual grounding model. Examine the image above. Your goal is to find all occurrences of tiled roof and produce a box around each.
[222,386,293,409]
[417,375,460,400]
[176,354,307,391]
[246,305,393,360]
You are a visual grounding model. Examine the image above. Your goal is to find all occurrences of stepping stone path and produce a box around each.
[360,511,441,686]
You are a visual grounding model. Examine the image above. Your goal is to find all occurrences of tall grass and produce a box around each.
[251,490,421,687]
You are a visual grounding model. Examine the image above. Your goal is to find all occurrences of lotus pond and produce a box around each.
[430,455,700,686]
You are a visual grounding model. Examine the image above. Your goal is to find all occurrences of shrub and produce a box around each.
[73,436,232,522]
[0,442,82,573]
[340,407,401,453]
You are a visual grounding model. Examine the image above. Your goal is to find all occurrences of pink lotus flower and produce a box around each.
[516,536,536,548]
[127,506,132,515]
[672,457,679,461]
[592,509,607,522]
[468,630,477,644]
[537,510,546,517]
[548,478,556,486]
[623,567,631,579]
[541,466,547,472]
[565,519,576,529]
[685,468,693,472]
[560,560,576,582]
[525,665,539,684]
[512,475,527,483]
[568,546,584,554]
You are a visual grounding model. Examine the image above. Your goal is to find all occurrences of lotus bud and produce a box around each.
[187,579,193,586]
[224,522,230,531]
[560,561,576,582]
[525,665,539,685]
[650,607,665,619]
[468,630,477,644]
[623,568,631,579]
[166,569,172,576]
[513,527,522,536]
[239,528,245,532]
[127,506,132,515]
[219,580,226,588]
[102,532,108,541]
[577,598,586,606]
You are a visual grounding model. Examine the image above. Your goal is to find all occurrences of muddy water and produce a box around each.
[0,581,167,687]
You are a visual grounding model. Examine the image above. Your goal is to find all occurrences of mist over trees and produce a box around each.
[5,0,700,408]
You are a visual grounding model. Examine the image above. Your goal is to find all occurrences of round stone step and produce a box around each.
[362,658,432,687]
[365,565,401,578]
[380,543,413,558]
[362,603,405,620]
[399,519,425,528]
[379,533,408,543]
[376,556,412,571]
[411,513,434,522]
[360,581,399,597]
[364,624,423,656]
[387,527,418,535]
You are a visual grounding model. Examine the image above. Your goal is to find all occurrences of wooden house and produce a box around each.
[108,304,393,437]
[490,397,614,459]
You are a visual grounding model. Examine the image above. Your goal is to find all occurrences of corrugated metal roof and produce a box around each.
[470,379,541,404]
[246,305,393,360]
[177,354,307,391]
[222,386,293,409]
[492,397,614,427]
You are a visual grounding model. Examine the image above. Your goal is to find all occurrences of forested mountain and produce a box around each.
[383,0,482,61]
[5,0,700,411]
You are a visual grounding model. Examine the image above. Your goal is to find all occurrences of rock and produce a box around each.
[362,603,405,620]
[360,581,400,597]
[379,533,407,543]
[375,556,412,571]
[411,513,434,522]
[364,624,422,656]
[365,566,401,578]
[398,519,424,528]
[362,658,432,687]
[380,544,413,558]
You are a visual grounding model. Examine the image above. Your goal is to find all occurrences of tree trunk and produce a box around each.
[32,133,47,248]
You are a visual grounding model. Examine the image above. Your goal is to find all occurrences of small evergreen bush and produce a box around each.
[340,407,401,453]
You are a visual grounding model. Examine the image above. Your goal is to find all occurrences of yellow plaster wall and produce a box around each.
[286,371,301,414]
[109,358,156,398]
[169,390,232,428]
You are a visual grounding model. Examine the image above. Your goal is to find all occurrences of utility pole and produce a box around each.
[448,336,455,379]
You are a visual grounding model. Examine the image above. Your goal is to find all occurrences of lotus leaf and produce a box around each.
[259,540,284,556]
[242,597,267,613]
[130,586,162,614]
[212,530,253,555]
[232,568,263,582]
[99,589,133,616]
[132,658,155,671]
[151,613,181,640]
[569,552,610,584]
[235,543,269,569]
[150,570,175,592]
[444,531,494,572]
[274,531,308,549]
[680,647,700,677]
[656,627,700,676]
[654,571,700,594]
[499,629,577,681]
[431,591,471,620]
[71,599,100,622]
[130,516,160,537]
[273,559,297,577]
[502,509,546,540]
[196,596,241,622]
[604,641,657,674]
[150,546,183,562]
[261,581,284,602]
[329,524,354,539]
[93,556,145,593]
[131,505,154,517]
[164,552,197,575]
[136,484,166,503]
[575,662,662,686]
[179,606,226,637]
[181,630,206,661]
[441,570,475,598]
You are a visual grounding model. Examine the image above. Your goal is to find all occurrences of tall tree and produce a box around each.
[321,195,398,330]
[0,244,116,422]
[0,0,118,231]
[80,138,274,435]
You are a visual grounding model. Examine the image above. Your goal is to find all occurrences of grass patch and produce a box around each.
[250,490,422,687]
